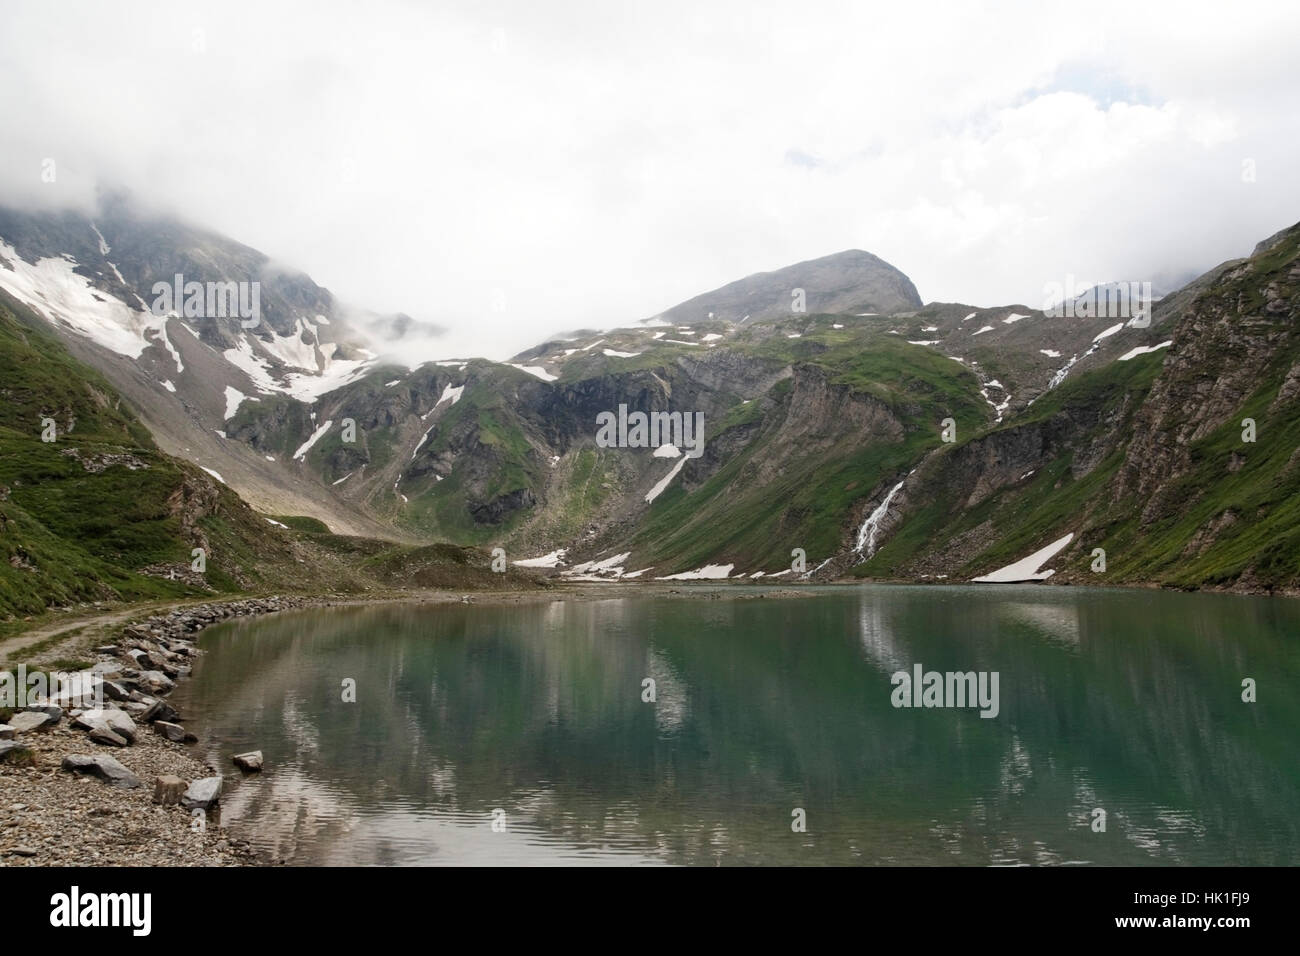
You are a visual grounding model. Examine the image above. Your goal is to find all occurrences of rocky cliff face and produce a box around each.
[1118,242,1299,512]
[860,223,1300,592]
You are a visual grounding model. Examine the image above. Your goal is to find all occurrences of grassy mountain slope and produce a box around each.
[853,222,1300,592]
[0,288,295,616]
[0,289,542,620]
[627,331,989,571]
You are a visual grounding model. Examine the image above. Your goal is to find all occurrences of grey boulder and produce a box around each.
[61,754,142,788]
[100,680,131,702]
[232,751,263,772]
[0,741,34,764]
[139,671,176,694]
[85,721,129,747]
[8,711,58,733]
[74,708,138,743]
[140,698,180,724]
[153,721,196,744]
[22,703,64,719]
[181,776,222,810]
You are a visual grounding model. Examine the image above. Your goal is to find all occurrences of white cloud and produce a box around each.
[0,0,1297,361]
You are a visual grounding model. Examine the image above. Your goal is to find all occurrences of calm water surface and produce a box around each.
[170,586,1300,866]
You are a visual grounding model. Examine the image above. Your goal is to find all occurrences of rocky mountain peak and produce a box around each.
[645,248,923,326]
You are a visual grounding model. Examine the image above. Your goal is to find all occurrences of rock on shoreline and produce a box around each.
[0,596,308,867]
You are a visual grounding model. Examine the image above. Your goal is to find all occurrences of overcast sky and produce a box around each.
[2,0,1298,360]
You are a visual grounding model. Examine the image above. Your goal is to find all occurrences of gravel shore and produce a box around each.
[0,714,259,866]
[0,596,319,867]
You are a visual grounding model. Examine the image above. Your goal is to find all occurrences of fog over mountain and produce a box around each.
[1,0,1299,361]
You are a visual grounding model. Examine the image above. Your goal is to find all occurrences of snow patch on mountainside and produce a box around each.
[411,425,434,460]
[567,552,630,574]
[645,455,689,503]
[514,549,568,568]
[0,240,159,359]
[219,324,374,403]
[293,420,333,460]
[656,564,734,580]
[509,364,558,381]
[223,386,253,420]
[262,316,323,371]
[1118,340,1172,361]
[560,551,640,580]
[281,359,372,402]
[972,532,1074,583]
[222,338,281,393]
